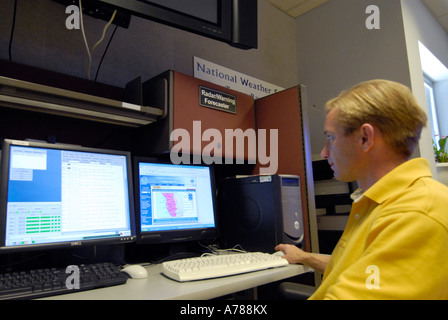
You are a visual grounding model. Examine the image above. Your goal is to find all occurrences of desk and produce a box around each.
[42,263,312,300]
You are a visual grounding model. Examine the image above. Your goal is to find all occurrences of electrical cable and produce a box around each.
[198,243,247,257]
[88,9,117,81]
[94,18,119,81]
[90,10,117,56]
[78,0,92,80]
[8,0,18,61]
[78,0,117,81]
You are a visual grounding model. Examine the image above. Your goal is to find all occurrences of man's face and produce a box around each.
[320,109,362,182]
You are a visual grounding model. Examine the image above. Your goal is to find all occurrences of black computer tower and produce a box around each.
[218,175,304,253]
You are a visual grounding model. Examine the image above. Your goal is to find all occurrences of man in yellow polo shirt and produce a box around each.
[276,79,448,299]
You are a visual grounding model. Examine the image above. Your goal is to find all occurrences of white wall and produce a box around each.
[295,0,411,157]
[401,0,448,177]
[435,79,448,137]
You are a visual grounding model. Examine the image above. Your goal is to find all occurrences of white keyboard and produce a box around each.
[161,252,289,282]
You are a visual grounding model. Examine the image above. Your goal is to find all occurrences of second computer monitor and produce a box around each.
[134,157,219,244]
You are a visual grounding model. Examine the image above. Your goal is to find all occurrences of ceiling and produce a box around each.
[269,0,329,17]
[270,0,448,33]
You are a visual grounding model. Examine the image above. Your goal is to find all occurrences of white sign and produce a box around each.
[193,57,284,100]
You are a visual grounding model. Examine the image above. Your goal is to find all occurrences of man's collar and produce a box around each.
[360,158,432,204]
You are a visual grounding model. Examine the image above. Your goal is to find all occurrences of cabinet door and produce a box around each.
[172,71,255,161]
[254,86,316,251]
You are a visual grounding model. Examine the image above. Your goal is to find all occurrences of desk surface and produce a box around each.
[42,263,312,300]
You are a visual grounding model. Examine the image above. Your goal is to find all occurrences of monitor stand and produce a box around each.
[165,243,201,262]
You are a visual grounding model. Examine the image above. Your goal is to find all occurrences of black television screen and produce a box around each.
[134,157,219,244]
[97,0,257,49]
[0,139,136,253]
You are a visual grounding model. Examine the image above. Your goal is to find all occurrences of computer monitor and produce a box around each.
[134,157,219,245]
[0,139,136,253]
[92,0,258,49]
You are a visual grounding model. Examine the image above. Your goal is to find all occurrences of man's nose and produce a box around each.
[320,144,329,159]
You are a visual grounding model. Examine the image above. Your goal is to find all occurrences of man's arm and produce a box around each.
[275,243,330,274]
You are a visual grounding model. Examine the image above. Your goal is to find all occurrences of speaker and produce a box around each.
[218,175,304,253]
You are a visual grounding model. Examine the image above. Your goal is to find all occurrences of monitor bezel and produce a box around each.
[133,156,220,245]
[0,139,137,253]
[98,0,232,44]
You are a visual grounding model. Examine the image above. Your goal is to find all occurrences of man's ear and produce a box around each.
[360,123,375,152]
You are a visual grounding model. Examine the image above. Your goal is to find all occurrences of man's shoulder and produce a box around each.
[379,176,448,231]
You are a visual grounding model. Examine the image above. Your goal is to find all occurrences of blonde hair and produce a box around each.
[325,79,427,158]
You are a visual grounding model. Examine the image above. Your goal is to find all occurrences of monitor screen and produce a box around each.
[134,157,218,244]
[0,139,136,252]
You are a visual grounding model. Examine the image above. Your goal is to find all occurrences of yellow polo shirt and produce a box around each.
[310,158,448,300]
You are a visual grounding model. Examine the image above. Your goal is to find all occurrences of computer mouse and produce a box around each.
[121,265,148,279]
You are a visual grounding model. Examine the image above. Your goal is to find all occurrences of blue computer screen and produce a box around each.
[7,148,61,203]
[137,162,216,233]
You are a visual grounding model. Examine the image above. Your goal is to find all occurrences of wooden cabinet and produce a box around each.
[137,70,255,162]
